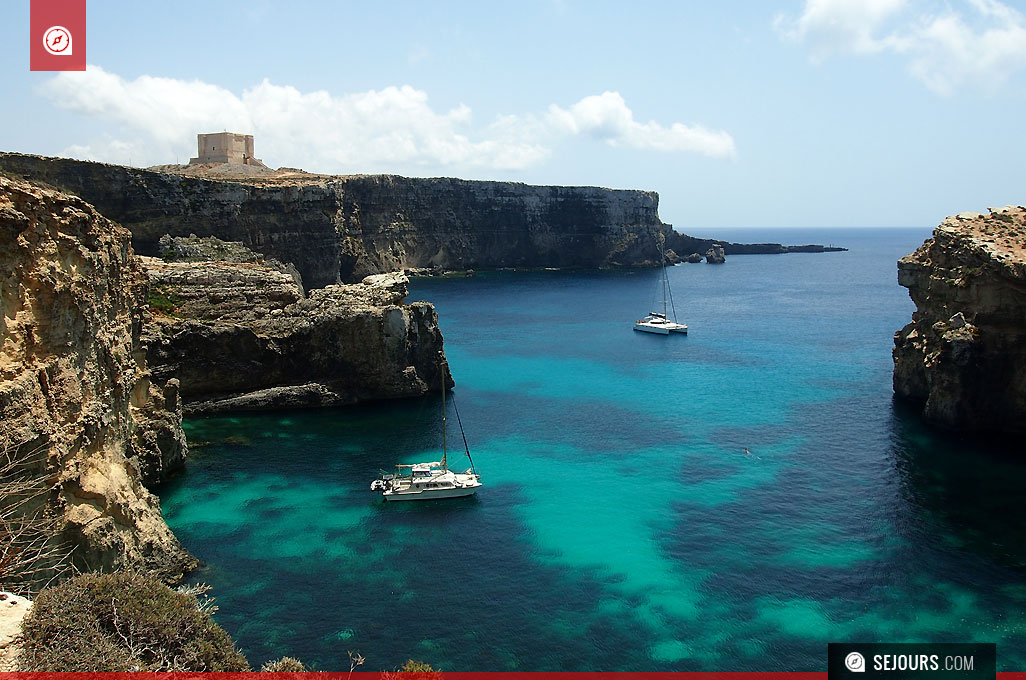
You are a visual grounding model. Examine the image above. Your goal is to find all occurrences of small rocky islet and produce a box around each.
[2,151,1024,670]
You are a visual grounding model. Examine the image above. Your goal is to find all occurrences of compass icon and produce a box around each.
[43,26,73,56]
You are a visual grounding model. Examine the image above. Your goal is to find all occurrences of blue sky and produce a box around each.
[1,0,1025,229]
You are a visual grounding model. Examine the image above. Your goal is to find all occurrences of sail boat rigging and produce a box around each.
[369,363,482,501]
[634,237,688,335]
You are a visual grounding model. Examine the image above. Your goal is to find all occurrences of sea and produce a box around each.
[154,228,1026,672]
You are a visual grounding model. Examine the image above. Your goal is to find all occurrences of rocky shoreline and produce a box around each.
[893,206,1026,432]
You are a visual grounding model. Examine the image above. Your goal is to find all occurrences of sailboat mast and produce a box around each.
[441,366,448,470]
[661,241,668,318]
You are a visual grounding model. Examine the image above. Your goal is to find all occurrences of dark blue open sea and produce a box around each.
[155,228,1026,671]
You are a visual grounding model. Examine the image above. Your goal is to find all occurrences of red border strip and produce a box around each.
[0,674,1022,678]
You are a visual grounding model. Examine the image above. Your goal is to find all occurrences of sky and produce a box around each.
[1,0,1025,230]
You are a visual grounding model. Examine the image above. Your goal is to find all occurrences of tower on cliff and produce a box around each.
[188,132,267,167]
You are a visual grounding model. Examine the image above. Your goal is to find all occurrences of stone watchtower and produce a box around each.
[188,132,267,167]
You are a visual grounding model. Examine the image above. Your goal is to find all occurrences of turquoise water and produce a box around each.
[156,228,1026,671]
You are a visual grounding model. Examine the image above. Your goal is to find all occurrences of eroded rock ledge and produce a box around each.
[0,175,194,582]
[140,244,448,414]
[893,206,1026,432]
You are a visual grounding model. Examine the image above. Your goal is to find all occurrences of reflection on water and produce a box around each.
[889,399,1026,573]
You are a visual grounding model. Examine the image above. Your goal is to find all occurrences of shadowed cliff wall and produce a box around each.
[0,154,673,287]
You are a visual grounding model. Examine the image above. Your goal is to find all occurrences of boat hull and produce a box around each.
[383,485,480,501]
[634,323,670,335]
[634,321,686,334]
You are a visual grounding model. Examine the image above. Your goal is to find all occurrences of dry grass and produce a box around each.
[0,442,76,594]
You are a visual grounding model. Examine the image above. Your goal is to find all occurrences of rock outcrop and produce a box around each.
[666,232,846,258]
[0,154,845,286]
[0,175,195,581]
[158,234,305,291]
[705,245,726,264]
[140,247,448,414]
[893,206,1026,432]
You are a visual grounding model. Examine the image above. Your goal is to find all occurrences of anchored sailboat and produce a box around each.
[370,365,482,501]
[634,240,688,335]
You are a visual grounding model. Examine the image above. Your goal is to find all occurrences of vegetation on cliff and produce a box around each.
[0,444,73,593]
[18,571,248,671]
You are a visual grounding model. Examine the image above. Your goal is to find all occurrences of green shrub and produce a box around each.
[18,571,249,671]
[147,284,181,315]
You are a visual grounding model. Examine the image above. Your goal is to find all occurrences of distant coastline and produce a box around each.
[0,152,844,284]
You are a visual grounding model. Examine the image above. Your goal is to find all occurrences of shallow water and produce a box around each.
[156,228,1026,671]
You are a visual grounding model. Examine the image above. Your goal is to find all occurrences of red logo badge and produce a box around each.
[31,1,86,71]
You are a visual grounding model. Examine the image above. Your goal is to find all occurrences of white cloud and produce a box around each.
[38,69,253,148]
[546,92,736,157]
[37,66,734,172]
[776,0,1026,94]
[61,137,155,165]
[774,0,907,58]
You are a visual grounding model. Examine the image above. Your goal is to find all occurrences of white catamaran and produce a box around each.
[370,369,482,501]
[634,241,688,335]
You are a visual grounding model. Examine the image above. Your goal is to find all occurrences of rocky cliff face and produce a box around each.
[0,154,673,286]
[0,154,344,288]
[0,154,847,285]
[0,175,194,581]
[893,206,1026,432]
[333,174,669,278]
[140,251,448,414]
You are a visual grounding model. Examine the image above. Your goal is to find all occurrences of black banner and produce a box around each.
[828,643,996,679]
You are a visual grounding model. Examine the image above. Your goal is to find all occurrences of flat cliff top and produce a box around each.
[5,152,657,196]
[139,159,649,194]
[146,162,327,185]
[903,205,1026,279]
[141,256,411,325]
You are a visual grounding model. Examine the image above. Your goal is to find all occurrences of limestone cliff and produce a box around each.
[0,154,669,287]
[893,206,1026,432]
[140,246,448,414]
[332,174,670,278]
[0,154,843,288]
[0,175,194,582]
